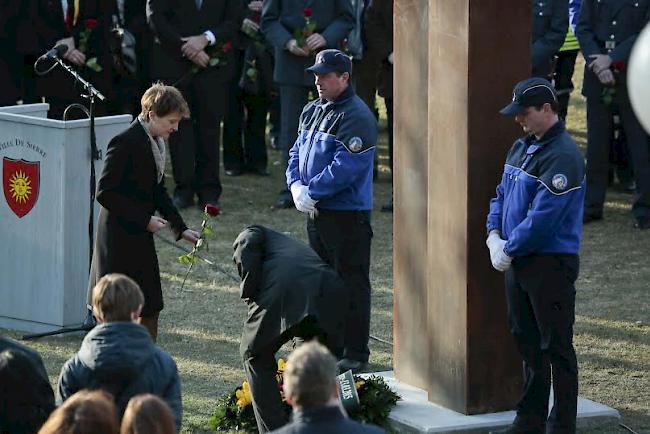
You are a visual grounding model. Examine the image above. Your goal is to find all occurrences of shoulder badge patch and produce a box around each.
[552,173,568,191]
[348,136,363,152]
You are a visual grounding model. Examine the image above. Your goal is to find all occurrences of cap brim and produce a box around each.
[306,64,336,74]
[499,102,526,115]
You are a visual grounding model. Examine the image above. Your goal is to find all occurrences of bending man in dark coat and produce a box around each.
[233,225,348,433]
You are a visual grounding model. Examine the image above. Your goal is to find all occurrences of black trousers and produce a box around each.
[553,50,578,122]
[165,72,227,202]
[505,254,579,434]
[242,317,328,433]
[307,209,372,363]
[585,94,650,220]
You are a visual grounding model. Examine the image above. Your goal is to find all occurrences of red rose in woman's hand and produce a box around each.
[303,7,313,18]
[204,203,221,216]
[85,18,98,29]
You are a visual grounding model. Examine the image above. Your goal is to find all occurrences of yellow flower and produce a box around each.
[235,381,253,408]
[355,380,365,390]
[277,358,286,372]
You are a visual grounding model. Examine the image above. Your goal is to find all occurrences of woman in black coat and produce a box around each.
[88,83,199,341]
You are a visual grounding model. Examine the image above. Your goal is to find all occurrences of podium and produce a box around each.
[0,104,131,333]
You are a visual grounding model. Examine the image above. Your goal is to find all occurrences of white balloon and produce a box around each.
[628,23,650,134]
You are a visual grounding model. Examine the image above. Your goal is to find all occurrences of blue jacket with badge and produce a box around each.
[486,121,585,257]
[286,85,377,210]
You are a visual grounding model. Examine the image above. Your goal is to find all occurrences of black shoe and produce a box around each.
[273,191,293,209]
[634,217,650,230]
[337,358,367,374]
[225,168,243,176]
[82,310,97,331]
[583,213,602,224]
[381,199,393,213]
[172,193,194,210]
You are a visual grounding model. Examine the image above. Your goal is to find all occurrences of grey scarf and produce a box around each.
[138,117,166,183]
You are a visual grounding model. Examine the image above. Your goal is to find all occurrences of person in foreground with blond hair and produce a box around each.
[121,394,176,434]
[58,274,182,431]
[38,390,119,434]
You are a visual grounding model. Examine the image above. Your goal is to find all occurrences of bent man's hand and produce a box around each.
[588,54,612,75]
[190,50,210,68]
[147,216,168,233]
[182,35,209,58]
[181,229,201,244]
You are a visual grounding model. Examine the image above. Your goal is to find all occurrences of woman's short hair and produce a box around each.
[120,394,176,434]
[283,341,337,408]
[38,389,119,434]
[92,273,144,322]
[140,82,190,120]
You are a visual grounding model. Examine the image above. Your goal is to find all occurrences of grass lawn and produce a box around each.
[2,57,649,433]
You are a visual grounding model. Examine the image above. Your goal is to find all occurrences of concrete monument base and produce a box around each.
[362,372,620,434]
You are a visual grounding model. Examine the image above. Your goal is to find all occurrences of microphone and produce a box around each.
[42,44,69,59]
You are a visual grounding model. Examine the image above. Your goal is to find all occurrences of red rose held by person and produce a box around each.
[85,18,98,29]
[204,203,221,217]
[303,7,313,18]
[222,41,233,53]
[612,60,625,72]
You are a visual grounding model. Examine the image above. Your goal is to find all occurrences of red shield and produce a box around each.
[3,157,40,218]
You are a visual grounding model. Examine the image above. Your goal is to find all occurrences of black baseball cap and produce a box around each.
[306,49,352,75]
[499,77,558,115]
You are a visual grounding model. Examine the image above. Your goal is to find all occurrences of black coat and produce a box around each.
[261,0,354,86]
[233,225,347,358]
[57,322,182,430]
[147,0,242,81]
[363,0,392,99]
[531,0,568,77]
[88,120,186,316]
[269,405,384,434]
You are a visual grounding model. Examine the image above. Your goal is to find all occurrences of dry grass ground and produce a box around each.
[2,56,649,433]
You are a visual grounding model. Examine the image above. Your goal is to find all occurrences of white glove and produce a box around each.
[486,230,513,272]
[290,182,317,213]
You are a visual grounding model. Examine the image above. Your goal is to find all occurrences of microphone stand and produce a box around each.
[23,57,106,341]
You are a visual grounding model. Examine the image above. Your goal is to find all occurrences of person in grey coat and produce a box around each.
[531,0,569,78]
[233,225,348,433]
[58,274,182,431]
[261,0,354,208]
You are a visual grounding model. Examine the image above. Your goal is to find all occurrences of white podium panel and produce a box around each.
[0,104,131,332]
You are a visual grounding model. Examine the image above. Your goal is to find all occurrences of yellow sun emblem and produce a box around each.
[9,170,32,203]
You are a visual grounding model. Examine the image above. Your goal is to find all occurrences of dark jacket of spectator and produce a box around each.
[261,0,354,87]
[269,405,384,434]
[531,0,569,77]
[57,322,182,430]
[0,339,55,434]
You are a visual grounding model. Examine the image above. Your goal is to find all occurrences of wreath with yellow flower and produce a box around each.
[208,359,400,432]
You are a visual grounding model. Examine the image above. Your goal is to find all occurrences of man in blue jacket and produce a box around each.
[262,0,354,208]
[287,49,378,373]
[486,78,585,434]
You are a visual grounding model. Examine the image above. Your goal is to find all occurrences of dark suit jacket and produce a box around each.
[531,0,568,77]
[261,0,354,86]
[88,120,186,315]
[233,225,347,358]
[364,0,392,98]
[147,0,242,81]
[270,405,385,434]
[576,0,650,98]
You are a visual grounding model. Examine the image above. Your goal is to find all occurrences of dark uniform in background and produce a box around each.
[576,0,650,228]
[234,225,347,433]
[487,78,585,434]
[553,0,581,121]
[147,0,242,209]
[261,0,354,208]
[532,0,569,78]
[287,50,378,372]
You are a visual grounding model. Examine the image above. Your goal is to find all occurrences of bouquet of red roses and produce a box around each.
[293,7,317,48]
